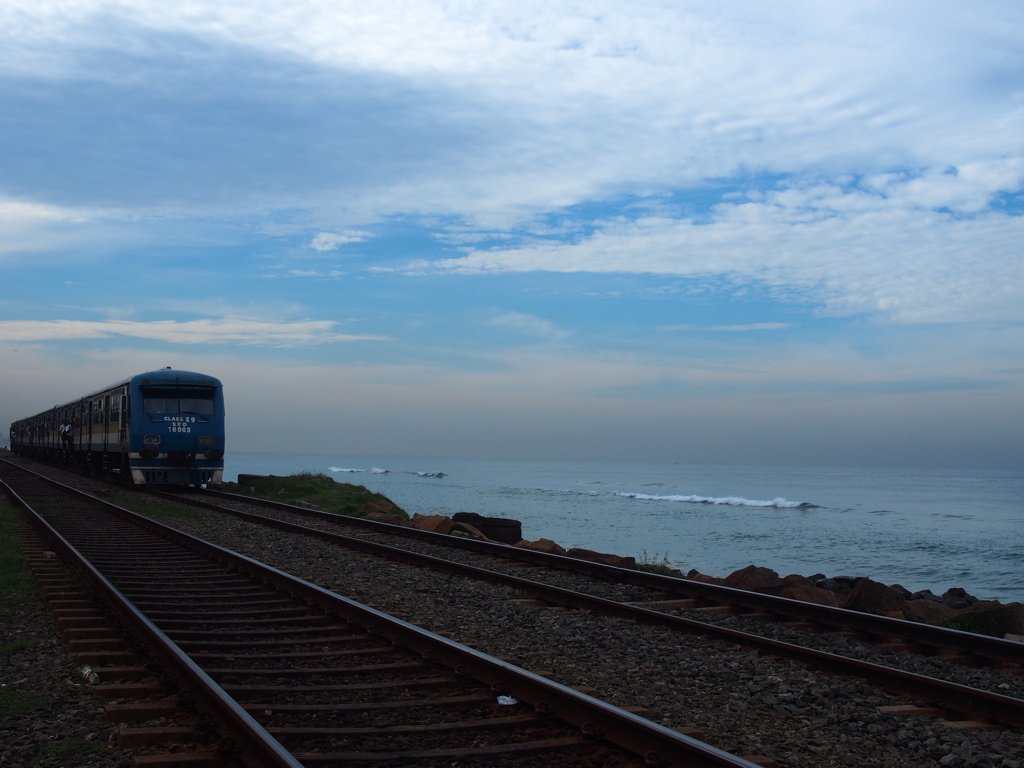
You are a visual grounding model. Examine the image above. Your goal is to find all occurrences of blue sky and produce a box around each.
[2,1,1022,468]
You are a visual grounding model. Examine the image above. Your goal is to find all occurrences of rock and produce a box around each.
[409,513,455,535]
[452,511,485,527]
[565,548,638,570]
[941,587,978,610]
[685,569,725,585]
[450,521,490,540]
[953,601,1024,637]
[767,573,843,606]
[480,518,523,545]
[453,512,523,545]
[890,583,913,601]
[514,538,567,556]
[842,578,907,615]
[778,583,842,607]
[723,565,785,593]
[815,576,857,603]
[902,598,956,624]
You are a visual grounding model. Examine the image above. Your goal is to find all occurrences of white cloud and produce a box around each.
[308,230,371,251]
[0,196,103,258]
[4,2,1021,227]
[0,318,392,346]
[411,176,1024,325]
[488,311,567,341]
[863,159,1024,213]
[0,197,80,224]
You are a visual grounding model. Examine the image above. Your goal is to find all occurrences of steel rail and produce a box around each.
[0,459,763,768]
[193,486,1024,668]
[160,488,1024,728]
[0,475,304,768]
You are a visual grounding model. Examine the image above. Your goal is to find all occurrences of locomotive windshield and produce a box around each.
[142,387,217,415]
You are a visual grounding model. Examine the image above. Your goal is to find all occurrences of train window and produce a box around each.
[142,387,216,415]
[180,390,216,414]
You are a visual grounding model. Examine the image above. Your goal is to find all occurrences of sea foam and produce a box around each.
[618,492,810,508]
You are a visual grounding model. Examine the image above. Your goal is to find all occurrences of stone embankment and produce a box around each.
[393,508,1024,641]
[227,474,1024,641]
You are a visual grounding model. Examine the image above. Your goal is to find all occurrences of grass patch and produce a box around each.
[0,638,37,656]
[0,503,37,607]
[0,687,51,720]
[233,472,408,519]
[636,551,685,578]
[936,613,1003,638]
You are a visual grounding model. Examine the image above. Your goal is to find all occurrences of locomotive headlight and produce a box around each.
[197,435,221,459]
[140,434,160,459]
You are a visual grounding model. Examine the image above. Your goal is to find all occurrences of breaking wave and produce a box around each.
[329,466,445,477]
[618,492,815,509]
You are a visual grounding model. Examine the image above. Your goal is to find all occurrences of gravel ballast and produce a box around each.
[154,504,1024,768]
[0,601,128,768]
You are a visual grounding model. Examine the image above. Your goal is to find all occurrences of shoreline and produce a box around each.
[399,507,1024,640]
[226,472,1024,639]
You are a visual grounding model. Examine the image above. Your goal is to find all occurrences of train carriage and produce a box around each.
[10,368,224,486]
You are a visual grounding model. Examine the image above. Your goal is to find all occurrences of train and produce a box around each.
[9,368,225,486]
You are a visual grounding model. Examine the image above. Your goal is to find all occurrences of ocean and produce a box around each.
[224,453,1024,605]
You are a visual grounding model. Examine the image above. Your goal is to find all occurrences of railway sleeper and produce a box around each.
[18,540,227,768]
[105,700,184,722]
[116,724,206,748]
[92,680,168,698]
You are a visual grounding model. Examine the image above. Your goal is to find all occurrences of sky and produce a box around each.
[1,1,1022,469]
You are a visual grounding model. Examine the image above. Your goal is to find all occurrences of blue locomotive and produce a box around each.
[9,368,225,486]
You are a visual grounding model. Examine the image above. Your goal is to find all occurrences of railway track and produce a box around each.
[186,485,1024,676]
[139,485,1024,721]
[0,458,761,768]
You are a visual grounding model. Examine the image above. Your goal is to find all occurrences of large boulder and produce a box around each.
[450,521,490,540]
[842,578,906,615]
[952,601,1024,637]
[686,570,726,586]
[453,512,523,545]
[814,576,858,604]
[723,565,785,593]
[410,513,455,535]
[777,581,842,607]
[902,598,956,624]
[514,538,567,556]
[941,587,979,610]
[565,548,637,570]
